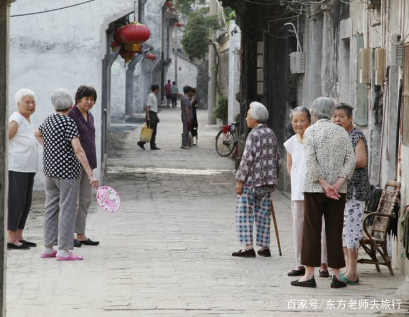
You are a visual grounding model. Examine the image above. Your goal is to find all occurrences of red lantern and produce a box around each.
[175,22,183,28]
[119,47,136,63]
[111,41,120,52]
[165,1,173,8]
[113,28,126,45]
[120,22,150,44]
[145,53,157,61]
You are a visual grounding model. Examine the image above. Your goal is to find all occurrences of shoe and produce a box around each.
[73,239,82,248]
[288,267,306,276]
[331,276,347,288]
[257,248,271,257]
[181,146,190,149]
[151,147,161,150]
[40,250,57,258]
[19,239,37,247]
[56,252,83,261]
[340,275,359,285]
[232,249,256,258]
[319,270,330,278]
[7,243,30,250]
[137,141,146,150]
[79,238,99,246]
[291,276,317,288]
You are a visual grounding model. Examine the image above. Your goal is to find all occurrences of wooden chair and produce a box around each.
[358,180,401,276]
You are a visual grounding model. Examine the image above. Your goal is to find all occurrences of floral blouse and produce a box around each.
[303,119,355,194]
[346,127,370,201]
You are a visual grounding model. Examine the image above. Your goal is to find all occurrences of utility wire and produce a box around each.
[11,0,96,17]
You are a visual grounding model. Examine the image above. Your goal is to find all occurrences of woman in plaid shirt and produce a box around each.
[232,102,280,258]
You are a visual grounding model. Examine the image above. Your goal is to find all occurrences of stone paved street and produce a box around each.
[6,108,409,317]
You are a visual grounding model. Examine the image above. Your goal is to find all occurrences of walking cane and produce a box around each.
[270,199,282,256]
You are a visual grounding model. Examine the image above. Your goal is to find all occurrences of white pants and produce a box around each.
[291,201,327,268]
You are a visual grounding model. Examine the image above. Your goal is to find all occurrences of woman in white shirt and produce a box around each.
[8,89,38,250]
[284,107,329,278]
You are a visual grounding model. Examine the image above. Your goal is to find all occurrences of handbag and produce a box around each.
[140,123,153,142]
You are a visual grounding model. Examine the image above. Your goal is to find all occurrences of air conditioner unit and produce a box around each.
[289,52,305,74]
[359,48,370,84]
[375,48,386,85]
[388,33,404,66]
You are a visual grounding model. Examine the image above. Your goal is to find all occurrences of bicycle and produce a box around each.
[215,121,239,157]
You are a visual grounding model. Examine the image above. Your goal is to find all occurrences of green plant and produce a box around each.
[181,9,220,60]
[214,94,228,122]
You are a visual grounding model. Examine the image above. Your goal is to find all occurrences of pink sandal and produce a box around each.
[56,252,83,261]
[40,250,57,258]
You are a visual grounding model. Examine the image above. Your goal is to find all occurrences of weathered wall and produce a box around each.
[9,0,137,189]
[228,21,241,123]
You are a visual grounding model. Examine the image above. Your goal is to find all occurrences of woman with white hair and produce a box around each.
[7,89,38,250]
[232,102,280,258]
[290,97,355,289]
[34,88,98,261]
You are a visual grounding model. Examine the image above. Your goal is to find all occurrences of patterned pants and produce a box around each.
[236,186,271,247]
[342,195,365,249]
[44,177,80,250]
[181,121,189,147]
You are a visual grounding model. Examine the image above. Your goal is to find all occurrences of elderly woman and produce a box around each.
[284,107,329,277]
[68,86,99,247]
[232,102,279,258]
[291,97,355,288]
[333,103,370,285]
[34,89,98,261]
[7,89,38,250]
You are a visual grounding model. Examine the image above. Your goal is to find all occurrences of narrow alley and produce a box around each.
[6,109,407,317]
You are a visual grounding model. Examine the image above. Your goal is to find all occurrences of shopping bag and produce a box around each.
[140,123,153,142]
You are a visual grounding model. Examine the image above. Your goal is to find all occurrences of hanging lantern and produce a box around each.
[113,28,126,45]
[165,1,173,8]
[111,41,120,52]
[120,22,151,44]
[145,53,157,61]
[125,43,142,53]
[119,47,136,64]
[175,22,183,28]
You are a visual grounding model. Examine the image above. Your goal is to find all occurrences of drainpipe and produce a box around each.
[208,0,217,124]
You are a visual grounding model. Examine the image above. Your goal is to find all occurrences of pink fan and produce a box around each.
[96,186,121,213]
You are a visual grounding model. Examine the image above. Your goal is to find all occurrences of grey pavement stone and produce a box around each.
[6,109,409,316]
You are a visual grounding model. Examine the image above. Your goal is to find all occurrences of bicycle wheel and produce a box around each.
[215,130,237,157]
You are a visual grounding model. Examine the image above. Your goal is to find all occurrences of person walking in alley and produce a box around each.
[170,81,179,108]
[333,103,370,285]
[7,89,38,250]
[290,97,355,288]
[68,86,100,248]
[284,107,329,277]
[34,88,98,261]
[180,86,194,149]
[137,84,161,150]
[165,80,172,108]
[232,102,279,258]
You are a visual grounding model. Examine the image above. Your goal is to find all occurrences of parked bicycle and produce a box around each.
[215,121,239,157]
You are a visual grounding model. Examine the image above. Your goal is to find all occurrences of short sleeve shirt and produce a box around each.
[284,135,306,201]
[8,112,38,173]
[146,92,158,113]
[38,114,81,179]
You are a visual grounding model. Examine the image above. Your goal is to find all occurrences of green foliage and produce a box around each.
[181,9,220,59]
[214,94,228,122]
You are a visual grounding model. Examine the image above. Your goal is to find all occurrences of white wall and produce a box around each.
[228,21,241,123]
[8,0,160,189]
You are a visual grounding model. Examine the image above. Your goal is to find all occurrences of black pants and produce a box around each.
[301,192,346,268]
[8,171,35,231]
[171,94,177,108]
[140,111,158,148]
